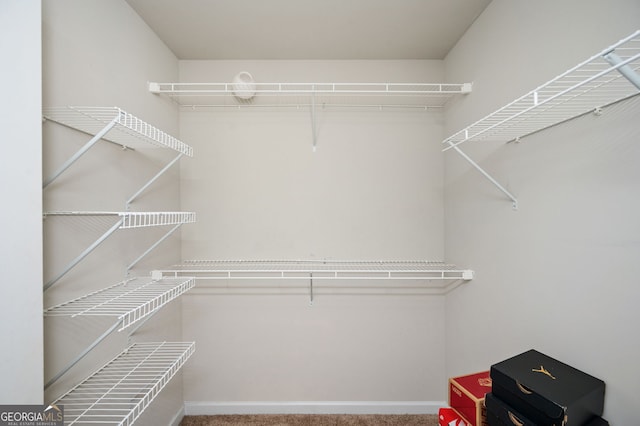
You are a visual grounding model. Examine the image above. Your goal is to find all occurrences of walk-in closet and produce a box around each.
[1,1,639,425]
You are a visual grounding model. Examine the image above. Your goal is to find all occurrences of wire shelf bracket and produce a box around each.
[43,212,196,291]
[43,106,193,190]
[441,30,640,206]
[51,341,195,426]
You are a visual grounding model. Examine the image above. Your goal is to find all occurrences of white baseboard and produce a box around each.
[168,406,185,426]
[184,401,445,416]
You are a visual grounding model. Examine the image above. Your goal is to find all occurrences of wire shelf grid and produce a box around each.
[44,211,197,229]
[43,106,193,157]
[155,259,473,281]
[443,30,640,149]
[149,82,472,109]
[44,277,195,331]
[52,342,195,426]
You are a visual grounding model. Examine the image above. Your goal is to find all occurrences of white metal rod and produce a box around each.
[44,319,123,391]
[310,87,317,152]
[603,51,640,90]
[447,141,518,208]
[126,153,184,208]
[126,223,182,272]
[44,218,124,291]
[43,118,118,188]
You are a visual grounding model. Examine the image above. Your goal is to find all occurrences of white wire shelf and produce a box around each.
[43,211,197,229]
[149,82,472,109]
[52,341,195,426]
[43,212,196,291]
[44,277,195,331]
[44,106,193,156]
[443,30,640,149]
[154,259,474,281]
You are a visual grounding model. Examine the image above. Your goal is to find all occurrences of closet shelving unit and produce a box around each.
[154,260,474,301]
[52,341,195,426]
[148,81,476,296]
[442,30,640,208]
[43,106,196,424]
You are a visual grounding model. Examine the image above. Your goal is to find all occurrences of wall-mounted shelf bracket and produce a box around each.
[43,117,119,188]
[126,223,184,273]
[603,50,640,89]
[44,318,123,390]
[446,141,518,210]
[44,216,124,291]
[311,88,318,152]
[126,152,184,209]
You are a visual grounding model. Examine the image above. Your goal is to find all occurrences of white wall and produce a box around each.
[0,0,43,404]
[42,1,185,424]
[179,60,449,411]
[444,1,640,424]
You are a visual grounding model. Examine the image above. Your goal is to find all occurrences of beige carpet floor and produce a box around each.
[180,414,439,426]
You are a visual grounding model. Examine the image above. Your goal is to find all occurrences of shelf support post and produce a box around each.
[310,85,317,152]
[44,318,123,391]
[126,223,183,273]
[446,141,518,209]
[43,117,119,188]
[126,152,184,209]
[603,50,640,90]
[44,217,125,291]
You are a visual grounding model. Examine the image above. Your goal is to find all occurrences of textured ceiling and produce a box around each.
[125,0,492,60]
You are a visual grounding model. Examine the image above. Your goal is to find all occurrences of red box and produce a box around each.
[438,407,471,426]
[449,370,492,426]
